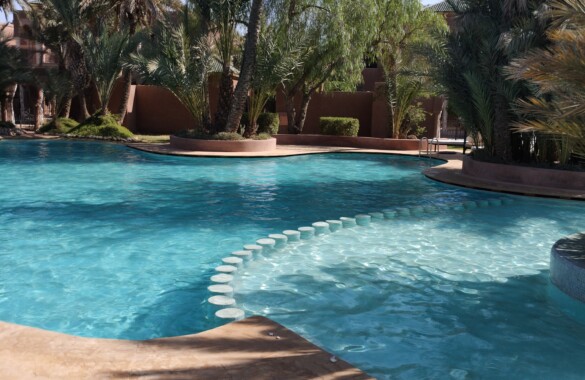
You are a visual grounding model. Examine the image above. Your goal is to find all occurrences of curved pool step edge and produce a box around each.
[208,197,513,320]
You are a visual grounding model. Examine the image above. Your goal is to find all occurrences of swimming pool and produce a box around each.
[1,140,585,378]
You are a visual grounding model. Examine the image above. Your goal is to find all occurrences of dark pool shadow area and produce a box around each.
[239,261,585,380]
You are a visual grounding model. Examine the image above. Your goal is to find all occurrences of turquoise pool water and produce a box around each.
[234,199,585,379]
[2,140,585,379]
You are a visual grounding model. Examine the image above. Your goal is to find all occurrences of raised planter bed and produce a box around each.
[462,156,585,191]
[170,135,276,152]
[276,134,425,151]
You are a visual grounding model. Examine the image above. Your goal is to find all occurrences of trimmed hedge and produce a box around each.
[39,117,79,134]
[257,113,279,135]
[319,117,359,137]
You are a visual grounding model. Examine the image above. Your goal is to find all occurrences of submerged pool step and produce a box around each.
[256,238,276,249]
[215,308,245,321]
[269,234,288,247]
[298,226,315,239]
[283,230,301,242]
[208,284,234,296]
[312,222,330,235]
[326,220,342,232]
[340,217,356,228]
[207,196,514,322]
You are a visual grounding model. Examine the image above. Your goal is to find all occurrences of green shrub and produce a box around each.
[175,130,244,140]
[39,118,79,134]
[319,117,359,137]
[0,121,15,129]
[257,113,279,135]
[212,132,244,140]
[69,114,133,138]
[253,133,272,140]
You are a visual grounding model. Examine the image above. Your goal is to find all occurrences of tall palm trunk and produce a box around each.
[34,87,44,131]
[5,83,17,124]
[118,69,132,122]
[66,41,90,121]
[224,0,263,133]
[77,90,90,120]
[493,93,511,161]
[214,65,234,132]
[118,22,137,123]
[60,87,73,118]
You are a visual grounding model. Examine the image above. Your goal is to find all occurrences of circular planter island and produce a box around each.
[462,155,585,191]
[170,135,277,153]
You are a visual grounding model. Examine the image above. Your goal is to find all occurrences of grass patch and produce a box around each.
[69,114,133,138]
[39,118,79,134]
[133,134,170,143]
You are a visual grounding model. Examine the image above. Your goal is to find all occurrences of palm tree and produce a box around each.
[126,20,213,129]
[108,0,162,122]
[442,0,550,162]
[245,23,301,136]
[76,28,134,115]
[506,0,585,161]
[0,37,29,123]
[194,0,248,132]
[224,0,263,133]
[33,0,94,121]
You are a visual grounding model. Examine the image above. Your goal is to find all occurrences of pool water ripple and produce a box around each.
[3,140,585,379]
[233,199,585,379]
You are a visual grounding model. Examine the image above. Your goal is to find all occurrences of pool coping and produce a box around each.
[127,142,585,200]
[126,141,433,158]
[423,156,585,201]
[0,316,372,379]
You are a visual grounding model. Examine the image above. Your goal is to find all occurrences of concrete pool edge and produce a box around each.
[127,142,585,200]
[0,316,373,379]
[423,156,585,201]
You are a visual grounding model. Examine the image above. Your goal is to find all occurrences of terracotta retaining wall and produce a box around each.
[462,156,585,190]
[276,134,425,151]
[170,135,277,152]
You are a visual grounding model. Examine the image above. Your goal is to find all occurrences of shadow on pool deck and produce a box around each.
[0,316,372,379]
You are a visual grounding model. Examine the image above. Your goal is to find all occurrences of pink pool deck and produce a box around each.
[0,316,372,379]
[127,142,424,157]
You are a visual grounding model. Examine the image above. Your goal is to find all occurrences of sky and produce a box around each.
[1,0,444,24]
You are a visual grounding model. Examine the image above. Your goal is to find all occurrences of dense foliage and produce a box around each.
[319,117,360,137]
[38,117,79,134]
[69,114,133,138]
[441,0,563,165]
[506,0,585,163]
[0,0,582,158]
[257,112,279,135]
